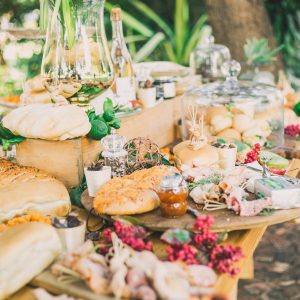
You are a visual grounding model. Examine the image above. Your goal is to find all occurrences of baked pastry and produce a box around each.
[0,222,62,299]
[173,141,219,169]
[94,165,177,215]
[0,158,71,222]
[2,103,91,141]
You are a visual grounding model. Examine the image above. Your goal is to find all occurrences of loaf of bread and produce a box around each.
[94,165,178,215]
[0,158,71,222]
[2,103,91,140]
[0,222,62,299]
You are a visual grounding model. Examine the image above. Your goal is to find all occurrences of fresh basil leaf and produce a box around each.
[103,98,114,113]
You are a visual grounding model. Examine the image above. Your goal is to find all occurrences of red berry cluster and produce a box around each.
[165,215,243,276]
[166,243,198,265]
[101,221,153,252]
[284,124,300,138]
[244,143,261,164]
[208,245,243,276]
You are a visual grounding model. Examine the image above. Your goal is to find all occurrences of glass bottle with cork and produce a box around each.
[110,7,136,106]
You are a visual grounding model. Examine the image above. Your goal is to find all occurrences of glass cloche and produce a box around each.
[190,36,231,81]
[181,60,284,149]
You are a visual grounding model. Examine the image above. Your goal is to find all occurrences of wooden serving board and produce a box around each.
[81,189,300,233]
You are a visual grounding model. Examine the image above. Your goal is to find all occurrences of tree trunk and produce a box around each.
[204,0,284,75]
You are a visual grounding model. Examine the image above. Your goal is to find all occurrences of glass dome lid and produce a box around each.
[186,60,283,106]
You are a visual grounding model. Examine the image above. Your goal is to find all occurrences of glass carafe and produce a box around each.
[41,0,114,108]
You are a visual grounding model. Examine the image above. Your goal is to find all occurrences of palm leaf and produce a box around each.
[39,0,49,32]
[133,32,165,63]
[124,34,147,44]
[175,0,189,63]
[62,0,75,49]
[105,2,154,37]
[163,41,177,62]
[182,15,208,64]
[129,0,174,42]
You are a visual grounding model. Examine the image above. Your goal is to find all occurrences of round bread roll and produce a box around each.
[232,114,255,133]
[174,141,219,169]
[217,128,241,141]
[23,76,46,94]
[2,103,91,141]
[231,103,255,118]
[210,114,232,134]
[20,90,52,105]
[0,223,62,299]
[205,106,229,124]
[0,158,71,222]
[242,128,266,146]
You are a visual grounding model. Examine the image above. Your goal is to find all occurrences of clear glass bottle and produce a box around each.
[110,8,136,106]
[41,0,114,108]
[101,129,128,177]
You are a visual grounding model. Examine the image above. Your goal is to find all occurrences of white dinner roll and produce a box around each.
[217,128,241,141]
[0,223,62,299]
[2,103,91,141]
[284,108,299,126]
[205,106,229,124]
[210,114,233,134]
[232,114,255,133]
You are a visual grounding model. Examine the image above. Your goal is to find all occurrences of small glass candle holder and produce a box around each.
[101,129,128,177]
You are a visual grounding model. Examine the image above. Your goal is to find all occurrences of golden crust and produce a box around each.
[0,159,71,222]
[93,165,178,215]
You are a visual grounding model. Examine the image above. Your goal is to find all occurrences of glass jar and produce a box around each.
[157,174,188,218]
[153,76,176,99]
[101,129,127,177]
[190,36,231,81]
[41,0,113,108]
[182,60,284,149]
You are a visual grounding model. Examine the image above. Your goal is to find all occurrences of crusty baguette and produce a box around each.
[0,159,71,222]
[93,165,178,215]
[2,103,91,141]
[0,222,62,299]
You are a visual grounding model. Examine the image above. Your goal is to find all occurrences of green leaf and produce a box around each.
[103,98,114,113]
[161,229,191,245]
[105,2,154,37]
[133,32,165,63]
[163,41,177,62]
[62,0,75,49]
[103,111,115,122]
[175,0,189,63]
[217,232,228,243]
[129,0,174,42]
[39,0,49,32]
[183,15,208,64]
[112,215,145,226]
[294,102,300,116]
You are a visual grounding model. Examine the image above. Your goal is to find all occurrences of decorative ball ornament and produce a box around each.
[124,137,162,174]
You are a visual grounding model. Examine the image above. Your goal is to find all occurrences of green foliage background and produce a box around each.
[0,0,300,79]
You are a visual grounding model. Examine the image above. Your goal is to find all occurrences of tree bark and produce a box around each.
[204,0,284,75]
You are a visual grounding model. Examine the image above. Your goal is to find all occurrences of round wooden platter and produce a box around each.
[81,189,300,233]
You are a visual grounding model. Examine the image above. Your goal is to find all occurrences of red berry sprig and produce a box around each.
[284,124,300,138]
[101,221,152,252]
[164,215,243,276]
[244,143,261,164]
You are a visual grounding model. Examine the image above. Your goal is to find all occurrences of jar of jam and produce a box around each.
[157,174,188,218]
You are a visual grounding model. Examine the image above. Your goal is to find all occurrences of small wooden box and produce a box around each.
[16,137,102,189]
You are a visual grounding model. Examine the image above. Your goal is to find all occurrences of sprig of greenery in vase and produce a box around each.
[39,0,84,49]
